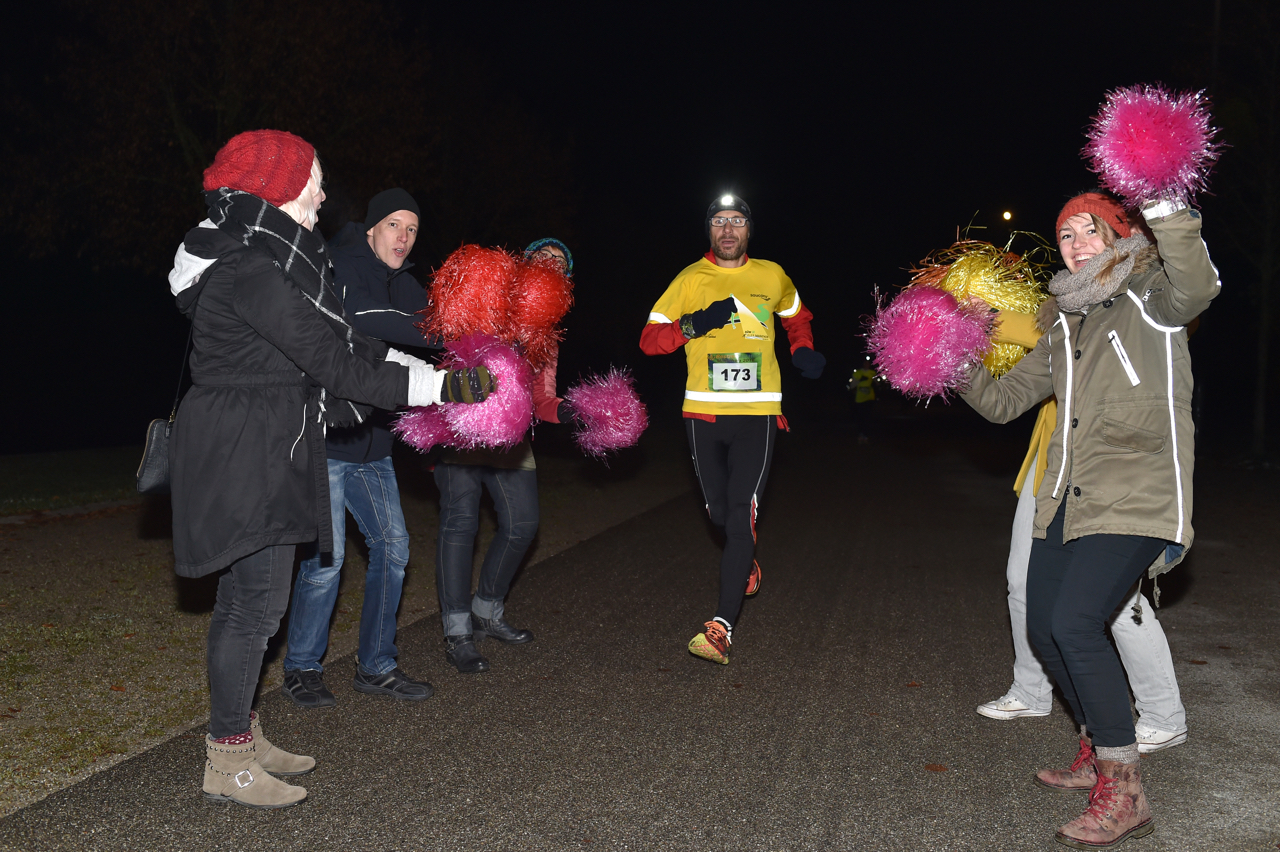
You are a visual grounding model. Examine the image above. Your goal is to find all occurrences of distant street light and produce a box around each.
[1002,211,1012,221]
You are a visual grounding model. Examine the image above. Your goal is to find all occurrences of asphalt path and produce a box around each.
[1,409,1277,851]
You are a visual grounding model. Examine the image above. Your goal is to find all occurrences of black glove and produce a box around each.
[681,296,736,338]
[441,366,495,404]
[791,347,826,379]
[556,400,581,425]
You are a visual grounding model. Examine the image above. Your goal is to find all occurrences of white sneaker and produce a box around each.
[1135,721,1188,754]
[975,693,1051,720]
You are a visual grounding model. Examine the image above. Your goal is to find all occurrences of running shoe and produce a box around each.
[745,560,762,596]
[688,619,731,664]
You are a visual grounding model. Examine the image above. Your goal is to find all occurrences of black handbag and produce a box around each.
[136,318,195,495]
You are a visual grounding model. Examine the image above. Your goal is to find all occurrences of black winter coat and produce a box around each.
[325,222,437,463]
[168,224,410,577]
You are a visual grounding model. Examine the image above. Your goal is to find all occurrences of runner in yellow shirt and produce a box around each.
[640,194,824,664]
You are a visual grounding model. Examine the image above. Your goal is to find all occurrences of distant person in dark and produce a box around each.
[846,355,876,444]
[432,238,576,674]
[281,188,440,710]
[960,190,1218,848]
[168,130,493,809]
[640,194,823,665]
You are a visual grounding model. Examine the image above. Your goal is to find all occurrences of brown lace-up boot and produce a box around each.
[249,711,315,776]
[1055,758,1154,849]
[1035,736,1097,792]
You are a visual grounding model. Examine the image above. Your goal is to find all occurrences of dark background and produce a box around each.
[2,1,1276,459]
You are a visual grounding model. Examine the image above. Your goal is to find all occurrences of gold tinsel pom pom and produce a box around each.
[908,240,1051,377]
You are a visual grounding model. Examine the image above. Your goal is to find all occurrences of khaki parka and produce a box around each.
[961,207,1219,578]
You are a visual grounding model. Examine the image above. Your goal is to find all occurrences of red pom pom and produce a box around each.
[425,245,517,340]
[511,255,574,369]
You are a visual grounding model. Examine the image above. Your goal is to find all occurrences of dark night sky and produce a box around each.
[4,1,1262,453]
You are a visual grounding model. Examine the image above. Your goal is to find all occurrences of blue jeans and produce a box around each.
[434,463,539,637]
[284,456,409,676]
[208,544,295,738]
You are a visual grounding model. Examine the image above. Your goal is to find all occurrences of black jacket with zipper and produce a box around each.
[324,222,439,464]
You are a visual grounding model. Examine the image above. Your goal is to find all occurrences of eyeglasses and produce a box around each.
[710,216,748,228]
[535,249,568,267]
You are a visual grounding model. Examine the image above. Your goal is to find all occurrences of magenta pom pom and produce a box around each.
[392,405,457,453]
[1084,84,1221,207]
[563,368,649,460]
[865,286,994,401]
[440,334,534,450]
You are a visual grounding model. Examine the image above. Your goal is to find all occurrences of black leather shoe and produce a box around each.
[471,613,534,644]
[445,635,490,674]
[281,669,336,708]
[352,667,433,701]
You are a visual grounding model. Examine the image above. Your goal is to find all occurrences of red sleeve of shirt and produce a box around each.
[531,354,562,423]
[640,321,688,355]
[779,303,814,353]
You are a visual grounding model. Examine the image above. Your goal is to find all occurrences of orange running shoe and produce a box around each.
[688,619,731,664]
[745,560,762,596]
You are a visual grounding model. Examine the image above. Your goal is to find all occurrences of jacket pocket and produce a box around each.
[1100,417,1165,454]
[1107,330,1141,387]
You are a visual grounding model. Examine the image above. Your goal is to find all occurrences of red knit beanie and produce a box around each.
[1054,192,1131,240]
[202,130,315,206]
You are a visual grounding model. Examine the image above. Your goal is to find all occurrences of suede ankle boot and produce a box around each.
[1055,758,1154,849]
[203,735,307,809]
[249,711,315,776]
[1036,736,1097,792]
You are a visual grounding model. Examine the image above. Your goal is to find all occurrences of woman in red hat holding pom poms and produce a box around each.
[960,184,1218,848]
[167,129,493,809]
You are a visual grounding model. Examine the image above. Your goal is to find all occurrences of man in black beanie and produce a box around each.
[282,188,440,707]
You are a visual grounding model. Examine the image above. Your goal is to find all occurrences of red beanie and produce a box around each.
[202,130,315,206]
[1055,192,1131,240]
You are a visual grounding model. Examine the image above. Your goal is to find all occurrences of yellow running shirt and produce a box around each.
[647,257,804,416]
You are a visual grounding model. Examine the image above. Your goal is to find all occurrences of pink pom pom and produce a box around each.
[865,286,993,401]
[1084,84,1221,206]
[392,405,457,453]
[563,368,649,461]
[440,334,534,450]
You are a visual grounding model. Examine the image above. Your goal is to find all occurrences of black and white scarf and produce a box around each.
[204,188,376,427]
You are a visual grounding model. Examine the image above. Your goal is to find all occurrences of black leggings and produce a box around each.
[1026,501,1166,747]
[685,415,777,626]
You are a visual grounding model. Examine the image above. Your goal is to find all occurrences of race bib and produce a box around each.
[708,353,763,391]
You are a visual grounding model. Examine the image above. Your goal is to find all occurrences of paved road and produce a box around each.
[2,409,1277,851]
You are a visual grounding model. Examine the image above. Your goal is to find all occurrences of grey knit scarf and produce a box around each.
[1048,233,1150,313]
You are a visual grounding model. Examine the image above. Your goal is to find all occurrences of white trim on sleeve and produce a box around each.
[776,293,801,318]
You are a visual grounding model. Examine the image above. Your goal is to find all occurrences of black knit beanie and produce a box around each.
[364,188,421,230]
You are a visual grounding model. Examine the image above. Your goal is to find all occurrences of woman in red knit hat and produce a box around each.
[960,189,1219,849]
[168,129,494,808]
